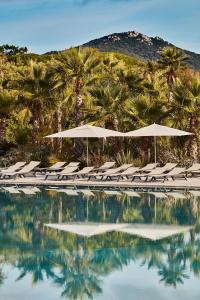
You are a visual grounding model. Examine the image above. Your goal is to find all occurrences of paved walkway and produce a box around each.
[0,176,200,190]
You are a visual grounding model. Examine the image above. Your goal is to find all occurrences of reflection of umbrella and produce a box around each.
[45,222,193,241]
[118,224,193,241]
[46,124,123,165]
[45,222,125,237]
[125,123,192,163]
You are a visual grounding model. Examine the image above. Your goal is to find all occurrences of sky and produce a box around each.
[0,0,199,54]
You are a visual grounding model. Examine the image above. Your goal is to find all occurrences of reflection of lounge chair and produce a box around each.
[60,167,95,181]
[3,187,21,194]
[45,166,78,180]
[166,192,186,199]
[123,191,140,198]
[18,188,37,195]
[78,189,95,197]
[189,190,200,197]
[60,189,79,196]
[88,164,133,181]
[0,162,26,175]
[104,190,121,195]
[1,161,41,179]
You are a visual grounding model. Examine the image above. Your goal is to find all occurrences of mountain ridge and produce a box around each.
[81,31,200,70]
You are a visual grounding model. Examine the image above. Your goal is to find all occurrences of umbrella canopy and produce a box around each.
[46,124,123,165]
[125,123,193,137]
[125,123,192,163]
[46,124,123,138]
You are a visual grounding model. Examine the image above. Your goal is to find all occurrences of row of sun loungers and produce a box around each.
[1,161,200,182]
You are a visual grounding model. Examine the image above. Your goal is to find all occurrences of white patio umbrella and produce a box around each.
[125,123,192,163]
[46,124,123,165]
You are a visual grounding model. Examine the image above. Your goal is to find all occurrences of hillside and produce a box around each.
[82,31,200,70]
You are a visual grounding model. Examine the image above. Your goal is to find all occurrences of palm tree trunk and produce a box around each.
[57,104,63,153]
[74,85,84,157]
[189,114,198,161]
[0,114,7,144]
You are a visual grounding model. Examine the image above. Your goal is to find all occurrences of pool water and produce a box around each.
[0,187,200,300]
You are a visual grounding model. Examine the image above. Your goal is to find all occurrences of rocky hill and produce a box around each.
[82,31,200,70]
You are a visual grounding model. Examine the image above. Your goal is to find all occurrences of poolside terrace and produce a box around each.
[0,176,200,190]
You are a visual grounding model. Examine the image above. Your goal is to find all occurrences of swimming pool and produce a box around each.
[0,187,200,299]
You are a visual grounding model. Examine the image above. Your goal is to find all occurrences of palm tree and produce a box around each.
[0,91,16,144]
[158,47,189,96]
[169,78,200,160]
[17,60,56,143]
[53,47,102,156]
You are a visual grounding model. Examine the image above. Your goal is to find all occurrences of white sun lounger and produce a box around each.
[1,161,41,179]
[59,167,95,181]
[87,164,133,181]
[45,166,79,180]
[0,162,26,174]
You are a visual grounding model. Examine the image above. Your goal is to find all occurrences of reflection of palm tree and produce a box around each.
[159,263,189,287]
[54,245,102,300]
[16,251,56,285]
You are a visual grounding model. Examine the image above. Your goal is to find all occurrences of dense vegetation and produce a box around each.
[0,45,200,166]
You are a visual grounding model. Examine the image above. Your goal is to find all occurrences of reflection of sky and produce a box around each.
[2,263,200,300]
[0,0,199,53]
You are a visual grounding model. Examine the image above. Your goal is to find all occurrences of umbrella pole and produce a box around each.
[86,138,89,166]
[154,136,157,163]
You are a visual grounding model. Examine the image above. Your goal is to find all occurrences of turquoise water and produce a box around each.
[0,187,200,300]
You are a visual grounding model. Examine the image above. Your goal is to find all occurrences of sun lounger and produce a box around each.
[161,163,177,172]
[185,163,200,176]
[58,167,95,180]
[149,168,187,182]
[139,163,158,172]
[131,167,168,181]
[0,162,26,174]
[36,162,67,173]
[87,164,133,181]
[1,161,41,179]
[94,161,116,172]
[106,167,140,181]
[45,166,79,180]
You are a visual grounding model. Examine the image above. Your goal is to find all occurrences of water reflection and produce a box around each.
[0,187,200,299]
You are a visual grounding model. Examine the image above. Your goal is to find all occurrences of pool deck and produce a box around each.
[0,176,200,190]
